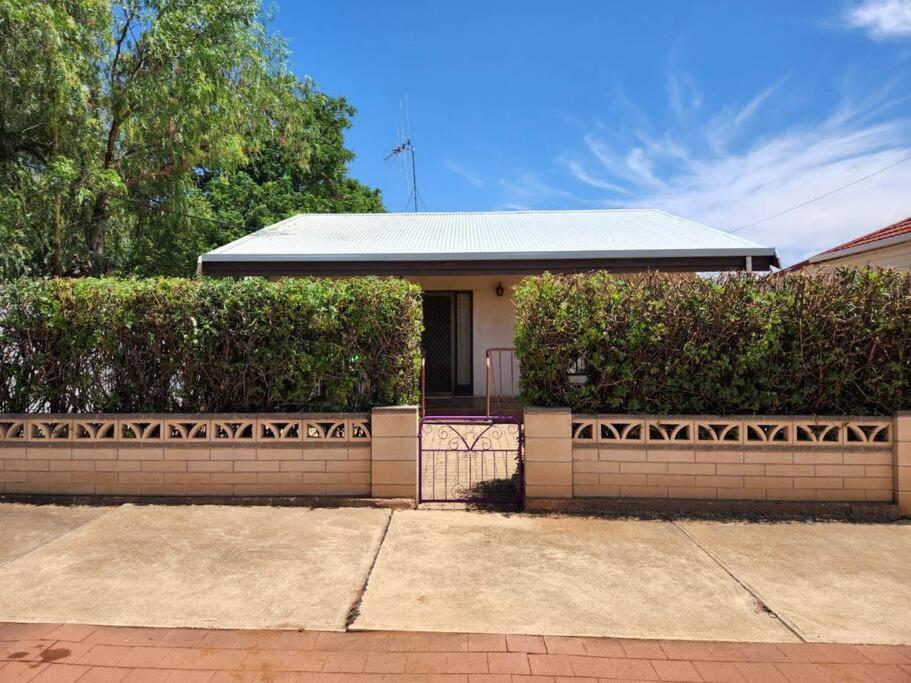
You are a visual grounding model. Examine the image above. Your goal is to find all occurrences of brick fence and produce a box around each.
[0,407,418,500]
[524,408,911,517]
[3,405,909,516]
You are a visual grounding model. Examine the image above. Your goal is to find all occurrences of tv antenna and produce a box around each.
[386,139,418,212]
[385,95,424,212]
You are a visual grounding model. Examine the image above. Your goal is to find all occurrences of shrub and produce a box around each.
[0,276,422,413]
[514,269,911,415]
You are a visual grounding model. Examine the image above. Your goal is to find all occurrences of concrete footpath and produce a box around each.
[0,504,390,631]
[0,504,909,646]
[353,511,911,645]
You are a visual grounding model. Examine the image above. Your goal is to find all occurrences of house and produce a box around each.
[198,209,779,406]
[782,216,911,273]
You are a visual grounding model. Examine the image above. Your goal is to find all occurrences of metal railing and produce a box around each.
[420,355,426,417]
[485,347,519,416]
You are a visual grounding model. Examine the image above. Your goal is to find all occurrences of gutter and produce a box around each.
[198,247,780,264]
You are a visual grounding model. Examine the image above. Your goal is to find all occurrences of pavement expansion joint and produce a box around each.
[671,520,807,643]
[345,508,394,629]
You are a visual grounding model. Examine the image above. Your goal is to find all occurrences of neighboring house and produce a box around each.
[198,209,778,403]
[783,216,911,273]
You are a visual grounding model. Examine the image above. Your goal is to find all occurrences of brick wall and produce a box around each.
[0,409,419,500]
[525,410,906,514]
[573,447,892,503]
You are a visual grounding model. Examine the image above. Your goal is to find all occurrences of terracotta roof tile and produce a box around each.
[820,216,911,256]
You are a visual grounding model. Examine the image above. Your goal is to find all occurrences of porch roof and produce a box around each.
[198,209,779,275]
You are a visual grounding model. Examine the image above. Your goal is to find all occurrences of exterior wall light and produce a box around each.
[496,282,504,297]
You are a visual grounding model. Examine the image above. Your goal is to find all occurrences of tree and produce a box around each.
[198,84,384,251]
[0,0,113,278]
[0,0,381,278]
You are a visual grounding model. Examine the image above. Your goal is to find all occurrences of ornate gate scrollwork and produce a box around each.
[418,416,523,505]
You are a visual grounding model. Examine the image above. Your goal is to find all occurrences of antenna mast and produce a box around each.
[386,95,422,212]
[385,139,418,212]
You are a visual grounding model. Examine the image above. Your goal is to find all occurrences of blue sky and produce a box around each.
[277,0,911,265]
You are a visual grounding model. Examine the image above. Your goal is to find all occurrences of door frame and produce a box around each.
[422,290,473,396]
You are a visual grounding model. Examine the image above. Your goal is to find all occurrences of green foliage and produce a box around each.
[514,269,911,415]
[0,0,382,279]
[0,277,422,413]
[200,90,385,237]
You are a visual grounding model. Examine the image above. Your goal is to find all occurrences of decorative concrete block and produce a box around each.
[371,406,419,438]
[894,413,911,443]
[371,437,418,461]
[525,461,572,487]
[524,438,572,462]
[525,484,572,499]
[372,460,416,485]
[371,484,415,498]
[523,407,572,439]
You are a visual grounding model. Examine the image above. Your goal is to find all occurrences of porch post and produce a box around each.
[370,406,419,499]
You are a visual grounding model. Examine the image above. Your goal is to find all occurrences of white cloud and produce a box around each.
[444,160,484,189]
[561,79,911,266]
[498,172,578,207]
[846,0,911,38]
[564,160,630,193]
[708,76,789,152]
[668,70,703,122]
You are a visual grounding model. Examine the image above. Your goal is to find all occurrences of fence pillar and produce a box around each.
[371,406,419,499]
[896,412,911,517]
[523,407,573,501]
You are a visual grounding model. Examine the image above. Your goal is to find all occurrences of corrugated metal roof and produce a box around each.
[201,209,776,262]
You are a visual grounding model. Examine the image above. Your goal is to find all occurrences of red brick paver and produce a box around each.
[1,622,909,682]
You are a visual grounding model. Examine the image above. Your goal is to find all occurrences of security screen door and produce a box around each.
[422,292,472,396]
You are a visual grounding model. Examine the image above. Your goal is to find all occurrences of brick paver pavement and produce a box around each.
[1,622,910,682]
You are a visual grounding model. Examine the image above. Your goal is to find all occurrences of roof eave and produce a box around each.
[199,253,778,277]
[199,247,778,263]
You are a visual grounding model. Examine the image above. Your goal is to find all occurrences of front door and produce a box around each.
[422,292,472,395]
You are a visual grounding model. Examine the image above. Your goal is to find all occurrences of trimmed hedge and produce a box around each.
[514,269,911,415]
[0,277,422,413]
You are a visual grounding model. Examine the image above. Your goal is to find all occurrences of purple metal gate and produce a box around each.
[418,415,523,506]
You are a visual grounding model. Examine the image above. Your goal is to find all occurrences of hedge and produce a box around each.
[514,269,911,415]
[0,276,422,413]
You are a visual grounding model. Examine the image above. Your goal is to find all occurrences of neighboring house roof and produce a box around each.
[198,209,779,276]
[812,215,911,263]
[782,216,911,272]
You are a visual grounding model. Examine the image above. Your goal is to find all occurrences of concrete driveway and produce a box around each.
[0,504,909,644]
[0,504,390,631]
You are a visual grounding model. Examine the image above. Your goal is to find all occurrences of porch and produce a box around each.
[423,395,522,418]
[421,347,521,419]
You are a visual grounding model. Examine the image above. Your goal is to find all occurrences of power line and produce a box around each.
[730,151,911,234]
